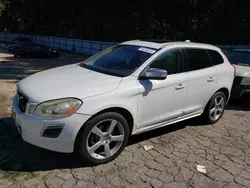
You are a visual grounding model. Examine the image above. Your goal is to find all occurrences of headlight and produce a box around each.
[27,103,37,114]
[33,98,82,118]
[240,77,250,85]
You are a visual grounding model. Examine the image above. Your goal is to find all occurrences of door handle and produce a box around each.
[207,77,214,82]
[175,84,185,90]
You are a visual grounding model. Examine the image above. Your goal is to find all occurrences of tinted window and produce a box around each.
[149,49,182,75]
[227,51,250,66]
[184,49,212,71]
[80,45,157,77]
[208,50,224,65]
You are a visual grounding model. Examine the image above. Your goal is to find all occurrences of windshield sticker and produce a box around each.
[138,47,156,54]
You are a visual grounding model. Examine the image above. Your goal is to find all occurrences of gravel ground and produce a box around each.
[1,52,250,188]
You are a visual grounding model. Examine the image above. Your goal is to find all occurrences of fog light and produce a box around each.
[42,125,64,138]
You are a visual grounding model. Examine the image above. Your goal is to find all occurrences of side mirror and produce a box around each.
[140,68,168,80]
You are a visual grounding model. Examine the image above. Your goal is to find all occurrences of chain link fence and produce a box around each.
[1,32,250,56]
[0,32,118,56]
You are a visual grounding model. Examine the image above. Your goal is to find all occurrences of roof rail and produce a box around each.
[139,39,175,43]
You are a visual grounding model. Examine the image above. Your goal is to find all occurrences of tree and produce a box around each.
[0,0,5,16]
[1,0,250,44]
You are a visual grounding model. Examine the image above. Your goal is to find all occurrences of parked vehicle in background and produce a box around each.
[226,49,250,100]
[12,40,234,165]
[7,42,30,53]
[8,42,59,58]
[12,37,31,44]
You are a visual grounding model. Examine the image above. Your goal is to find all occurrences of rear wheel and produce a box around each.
[76,112,129,165]
[202,91,226,124]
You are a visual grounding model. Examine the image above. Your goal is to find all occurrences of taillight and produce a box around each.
[221,50,236,76]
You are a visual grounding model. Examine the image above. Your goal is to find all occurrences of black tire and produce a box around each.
[19,51,27,58]
[202,91,226,124]
[76,112,129,165]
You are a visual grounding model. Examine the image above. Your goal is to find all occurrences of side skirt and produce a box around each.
[133,113,201,135]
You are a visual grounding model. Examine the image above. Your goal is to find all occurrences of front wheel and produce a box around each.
[76,112,129,165]
[202,91,226,124]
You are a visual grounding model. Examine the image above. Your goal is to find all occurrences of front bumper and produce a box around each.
[231,76,250,98]
[51,51,59,57]
[12,96,91,153]
[231,86,250,98]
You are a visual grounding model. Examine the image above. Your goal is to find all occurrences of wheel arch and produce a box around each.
[74,107,135,152]
[216,87,230,103]
[92,107,134,134]
[203,87,230,113]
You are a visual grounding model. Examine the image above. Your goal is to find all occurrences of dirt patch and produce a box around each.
[0,52,86,117]
[0,80,16,117]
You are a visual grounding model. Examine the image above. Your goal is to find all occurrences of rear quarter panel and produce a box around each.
[213,52,235,100]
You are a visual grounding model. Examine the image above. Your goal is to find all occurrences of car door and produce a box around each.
[182,48,217,116]
[137,49,188,128]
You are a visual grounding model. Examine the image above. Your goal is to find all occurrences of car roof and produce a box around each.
[121,40,219,51]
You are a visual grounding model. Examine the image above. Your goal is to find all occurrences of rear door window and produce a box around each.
[184,49,213,71]
[207,50,224,65]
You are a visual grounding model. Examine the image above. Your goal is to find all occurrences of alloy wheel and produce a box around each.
[209,95,225,121]
[86,119,125,160]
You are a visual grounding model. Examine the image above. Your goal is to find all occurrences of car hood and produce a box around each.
[17,64,122,103]
[234,64,250,77]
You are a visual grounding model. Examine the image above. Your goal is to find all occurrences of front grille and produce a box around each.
[17,91,28,113]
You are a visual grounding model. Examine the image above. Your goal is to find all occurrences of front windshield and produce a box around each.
[227,51,250,66]
[79,45,157,77]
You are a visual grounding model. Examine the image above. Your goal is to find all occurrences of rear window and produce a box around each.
[208,50,224,65]
[184,49,213,71]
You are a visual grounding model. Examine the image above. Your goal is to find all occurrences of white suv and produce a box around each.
[12,40,235,164]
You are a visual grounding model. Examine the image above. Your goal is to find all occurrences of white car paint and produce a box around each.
[17,64,122,103]
[137,72,188,128]
[12,40,234,153]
